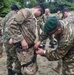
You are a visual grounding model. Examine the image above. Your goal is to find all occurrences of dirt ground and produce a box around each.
[0,39,62,75]
[0,55,61,75]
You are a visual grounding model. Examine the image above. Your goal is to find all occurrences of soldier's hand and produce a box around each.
[9,38,13,44]
[36,48,45,55]
[21,39,28,50]
[34,41,41,49]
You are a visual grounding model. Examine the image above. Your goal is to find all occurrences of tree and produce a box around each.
[36,0,45,3]
[0,0,20,17]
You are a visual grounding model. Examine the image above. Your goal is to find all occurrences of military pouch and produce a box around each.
[16,42,35,64]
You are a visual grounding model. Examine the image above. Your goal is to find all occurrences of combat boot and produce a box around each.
[17,72,23,75]
[8,69,16,75]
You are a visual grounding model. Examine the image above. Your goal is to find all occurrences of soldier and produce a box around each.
[7,3,45,75]
[45,8,57,48]
[37,14,46,40]
[37,8,51,39]
[52,9,62,73]
[53,8,72,74]
[37,8,55,48]
[62,8,72,18]
[55,10,62,20]
[2,4,19,75]
[45,8,51,19]
[37,14,46,49]
[0,17,3,58]
[35,16,74,75]
[37,8,50,40]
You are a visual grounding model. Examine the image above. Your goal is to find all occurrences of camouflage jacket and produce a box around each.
[2,11,17,27]
[37,14,51,31]
[55,13,62,20]
[37,14,46,30]
[44,14,52,20]
[8,8,36,44]
[2,11,17,43]
[40,15,74,62]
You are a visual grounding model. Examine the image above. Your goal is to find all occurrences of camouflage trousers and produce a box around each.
[62,61,74,75]
[16,46,38,75]
[4,42,21,73]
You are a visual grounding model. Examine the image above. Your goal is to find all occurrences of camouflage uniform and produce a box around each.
[37,14,46,39]
[45,14,51,19]
[55,13,62,20]
[0,17,3,58]
[37,13,51,34]
[2,11,21,73]
[40,15,74,75]
[7,8,38,75]
[54,13,63,73]
[37,14,54,46]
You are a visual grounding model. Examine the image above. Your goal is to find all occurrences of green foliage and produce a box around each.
[26,0,37,8]
[43,0,74,13]
[49,3,56,12]
[0,0,74,17]
[0,0,21,17]
[70,3,74,10]
[36,0,45,3]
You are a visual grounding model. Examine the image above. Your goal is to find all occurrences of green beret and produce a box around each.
[44,16,58,33]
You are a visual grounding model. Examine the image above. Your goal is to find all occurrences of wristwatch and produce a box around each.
[44,50,46,54]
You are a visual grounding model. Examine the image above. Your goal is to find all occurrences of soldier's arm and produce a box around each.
[2,12,12,26]
[45,29,73,61]
[34,32,49,49]
[39,32,49,42]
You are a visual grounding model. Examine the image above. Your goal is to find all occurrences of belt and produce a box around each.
[15,42,36,68]
[14,42,35,49]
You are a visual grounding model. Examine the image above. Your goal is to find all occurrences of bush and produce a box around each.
[70,3,74,10]
[43,0,74,13]
[0,0,74,17]
[0,0,21,17]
